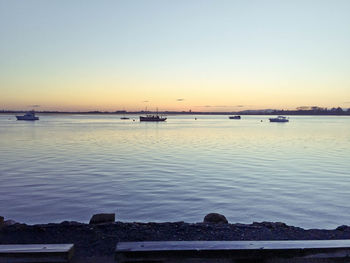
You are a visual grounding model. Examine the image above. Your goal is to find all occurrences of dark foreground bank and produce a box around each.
[1,219,350,262]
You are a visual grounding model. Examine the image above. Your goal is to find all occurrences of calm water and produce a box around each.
[0,114,350,229]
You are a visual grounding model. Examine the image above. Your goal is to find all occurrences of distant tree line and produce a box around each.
[1,106,349,115]
[271,106,350,115]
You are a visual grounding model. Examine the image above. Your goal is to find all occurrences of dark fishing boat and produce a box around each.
[229,115,241,119]
[16,111,39,121]
[139,115,167,122]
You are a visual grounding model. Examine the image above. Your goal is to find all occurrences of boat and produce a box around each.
[229,115,241,119]
[120,109,129,120]
[16,111,39,121]
[269,116,289,122]
[139,115,167,122]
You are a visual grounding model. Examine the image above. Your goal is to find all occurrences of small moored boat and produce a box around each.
[269,116,289,122]
[229,115,241,119]
[16,111,39,121]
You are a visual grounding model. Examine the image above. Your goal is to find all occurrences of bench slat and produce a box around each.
[116,240,350,263]
[0,244,74,263]
[0,244,74,253]
[117,240,350,251]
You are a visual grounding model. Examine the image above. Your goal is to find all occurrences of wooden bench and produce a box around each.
[0,244,74,263]
[115,240,350,262]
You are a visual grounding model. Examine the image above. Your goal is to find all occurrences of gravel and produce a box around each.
[1,221,350,261]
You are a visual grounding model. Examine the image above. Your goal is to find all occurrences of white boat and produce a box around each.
[16,111,39,121]
[269,116,288,122]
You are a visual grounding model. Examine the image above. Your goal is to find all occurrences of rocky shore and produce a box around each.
[1,214,350,263]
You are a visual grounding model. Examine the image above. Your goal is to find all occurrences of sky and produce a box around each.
[0,0,350,112]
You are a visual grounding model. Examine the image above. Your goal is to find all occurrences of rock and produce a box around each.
[336,225,348,231]
[275,222,288,228]
[0,216,4,225]
[60,221,82,226]
[203,213,228,224]
[4,220,17,226]
[89,213,115,224]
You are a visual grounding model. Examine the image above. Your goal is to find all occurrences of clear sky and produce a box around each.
[1,0,350,111]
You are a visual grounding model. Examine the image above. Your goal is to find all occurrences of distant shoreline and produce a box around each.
[1,110,350,116]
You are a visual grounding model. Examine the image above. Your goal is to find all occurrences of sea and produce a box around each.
[0,114,349,229]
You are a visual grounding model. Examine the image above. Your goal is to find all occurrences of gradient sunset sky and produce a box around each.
[1,0,350,112]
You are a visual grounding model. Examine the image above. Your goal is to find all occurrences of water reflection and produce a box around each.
[0,114,349,228]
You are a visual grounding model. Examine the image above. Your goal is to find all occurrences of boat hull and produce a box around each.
[140,116,167,122]
[16,116,39,121]
[269,119,288,122]
[229,116,241,119]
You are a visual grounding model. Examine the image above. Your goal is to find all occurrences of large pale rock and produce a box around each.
[203,213,228,224]
[89,213,115,224]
